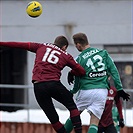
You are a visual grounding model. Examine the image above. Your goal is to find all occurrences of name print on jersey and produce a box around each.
[43,43,68,55]
[42,43,68,64]
[82,49,99,59]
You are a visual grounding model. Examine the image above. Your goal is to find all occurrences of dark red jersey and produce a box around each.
[99,86,123,127]
[0,42,85,82]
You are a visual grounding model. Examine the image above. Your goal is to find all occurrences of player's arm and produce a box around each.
[70,64,86,76]
[115,93,125,128]
[67,64,85,85]
[106,53,123,91]
[70,76,80,94]
[106,51,130,101]
[67,55,85,85]
[67,54,86,76]
[115,93,123,119]
[0,42,40,52]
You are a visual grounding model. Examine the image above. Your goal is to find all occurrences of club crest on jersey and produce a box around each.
[109,89,114,95]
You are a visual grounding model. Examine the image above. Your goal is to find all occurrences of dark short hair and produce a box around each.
[73,33,88,45]
[54,36,69,48]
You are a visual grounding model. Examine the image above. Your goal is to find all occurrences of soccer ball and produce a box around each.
[26,1,42,18]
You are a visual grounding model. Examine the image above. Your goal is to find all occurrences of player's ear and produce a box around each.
[61,45,68,51]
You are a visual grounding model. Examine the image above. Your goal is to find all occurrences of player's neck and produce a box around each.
[82,44,90,51]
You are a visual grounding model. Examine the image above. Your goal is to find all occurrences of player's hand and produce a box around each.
[119,118,125,128]
[117,90,130,101]
[67,71,74,85]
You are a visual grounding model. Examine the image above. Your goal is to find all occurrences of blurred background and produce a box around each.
[0,0,133,133]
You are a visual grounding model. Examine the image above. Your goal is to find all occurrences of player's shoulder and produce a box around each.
[102,49,109,55]
[97,48,108,53]
[89,47,106,53]
[98,49,110,58]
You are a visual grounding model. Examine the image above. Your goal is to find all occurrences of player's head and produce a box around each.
[73,33,90,51]
[54,36,69,51]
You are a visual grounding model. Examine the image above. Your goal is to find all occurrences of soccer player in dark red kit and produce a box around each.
[0,36,86,133]
[98,84,125,133]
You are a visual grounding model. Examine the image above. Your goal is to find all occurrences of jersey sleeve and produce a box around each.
[71,76,80,94]
[70,56,84,94]
[67,54,86,76]
[0,42,41,53]
[106,51,123,91]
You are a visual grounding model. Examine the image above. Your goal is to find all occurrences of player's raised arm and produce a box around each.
[0,42,40,53]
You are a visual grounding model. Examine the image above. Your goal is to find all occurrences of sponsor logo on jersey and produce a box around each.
[107,96,114,100]
[88,70,107,78]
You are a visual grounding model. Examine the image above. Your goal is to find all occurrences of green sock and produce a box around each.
[87,124,98,133]
[64,118,73,133]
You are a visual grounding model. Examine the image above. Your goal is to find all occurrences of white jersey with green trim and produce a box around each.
[71,47,123,94]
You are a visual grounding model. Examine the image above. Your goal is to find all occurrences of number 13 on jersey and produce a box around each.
[86,55,105,71]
